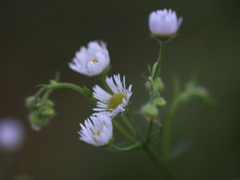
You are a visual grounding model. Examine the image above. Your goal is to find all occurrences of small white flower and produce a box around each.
[0,117,25,152]
[69,41,110,76]
[149,9,183,36]
[93,74,132,117]
[78,114,113,146]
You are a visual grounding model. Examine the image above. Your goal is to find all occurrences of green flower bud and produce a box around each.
[50,80,58,85]
[145,76,153,91]
[26,96,39,110]
[41,107,55,117]
[46,99,54,107]
[145,77,164,92]
[146,81,151,91]
[29,111,49,128]
[141,103,158,119]
[155,78,164,91]
[153,97,166,107]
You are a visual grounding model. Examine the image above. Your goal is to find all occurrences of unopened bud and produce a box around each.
[141,103,158,119]
[46,100,54,107]
[50,80,58,85]
[41,107,55,117]
[29,111,49,131]
[155,78,164,91]
[154,97,166,107]
[145,77,164,92]
[26,96,39,110]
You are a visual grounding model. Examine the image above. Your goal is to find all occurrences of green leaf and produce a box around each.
[148,65,152,74]
[152,62,158,77]
[83,86,93,99]
[142,74,148,81]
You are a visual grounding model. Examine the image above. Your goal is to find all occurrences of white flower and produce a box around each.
[149,9,183,36]
[93,74,132,117]
[0,117,25,152]
[78,114,113,146]
[69,41,110,76]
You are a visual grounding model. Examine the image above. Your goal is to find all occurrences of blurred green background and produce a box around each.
[1,0,240,180]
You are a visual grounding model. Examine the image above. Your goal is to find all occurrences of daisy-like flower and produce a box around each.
[0,117,25,151]
[149,9,183,37]
[93,74,132,117]
[78,113,113,147]
[69,41,110,76]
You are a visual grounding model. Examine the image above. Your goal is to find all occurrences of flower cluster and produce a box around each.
[68,40,133,146]
[77,74,132,146]
[26,9,183,149]
[72,9,182,147]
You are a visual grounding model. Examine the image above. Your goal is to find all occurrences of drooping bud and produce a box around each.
[26,96,39,110]
[41,107,55,117]
[46,99,54,107]
[28,111,49,131]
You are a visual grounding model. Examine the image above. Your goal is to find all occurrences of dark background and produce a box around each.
[1,0,240,180]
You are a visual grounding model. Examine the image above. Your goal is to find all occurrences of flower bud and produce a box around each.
[26,96,39,110]
[50,80,58,85]
[155,78,164,91]
[41,107,55,117]
[29,111,49,131]
[154,97,166,107]
[141,103,158,119]
[146,77,164,92]
[145,79,152,92]
[149,9,183,38]
[46,99,54,107]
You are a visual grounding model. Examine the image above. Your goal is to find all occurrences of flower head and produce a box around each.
[93,74,132,117]
[78,114,113,146]
[0,117,25,152]
[69,41,110,76]
[149,9,183,37]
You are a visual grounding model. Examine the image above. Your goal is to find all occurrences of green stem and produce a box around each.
[38,83,92,113]
[153,41,166,80]
[126,112,142,139]
[144,145,179,180]
[109,141,141,151]
[162,96,180,166]
[35,86,47,97]
[38,89,53,113]
[50,83,84,95]
[121,115,138,137]
[146,118,154,143]
[99,72,112,93]
[112,119,136,143]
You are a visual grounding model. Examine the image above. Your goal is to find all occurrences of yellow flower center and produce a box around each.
[95,131,101,136]
[108,93,127,110]
[91,58,98,63]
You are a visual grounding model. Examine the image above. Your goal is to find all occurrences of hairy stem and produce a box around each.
[152,41,166,80]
